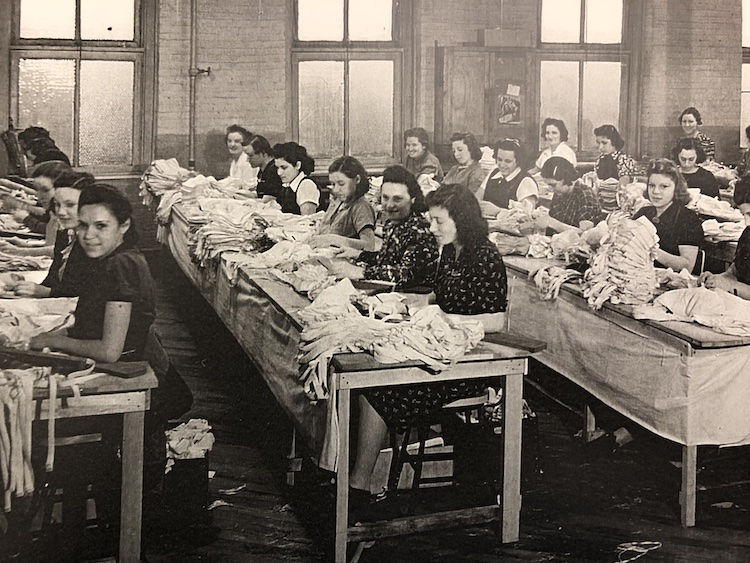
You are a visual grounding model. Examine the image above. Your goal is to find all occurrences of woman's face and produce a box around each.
[329,171,358,202]
[381,182,413,223]
[76,203,129,259]
[54,187,81,229]
[226,132,245,158]
[428,205,458,247]
[544,125,561,148]
[495,149,519,176]
[452,140,473,166]
[596,136,615,156]
[33,176,55,208]
[275,158,301,184]
[543,177,572,196]
[647,173,677,212]
[405,136,426,160]
[681,113,699,136]
[740,203,750,228]
[677,149,699,173]
[243,145,265,168]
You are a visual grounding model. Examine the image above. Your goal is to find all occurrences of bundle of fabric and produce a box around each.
[702,161,739,187]
[271,262,337,299]
[192,213,274,267]
[489,232,530,256]
[0,252,51,273]
[688,194,742,221]
[701,218,745,243]
[596,177,621,212]
[616,181,649,217]
[526,234,553,259]
[139,158,193,205]
[533,266,582,301]
[583,213,658,309]
[0,298,77,348]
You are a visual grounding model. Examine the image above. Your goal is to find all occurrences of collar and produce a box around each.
[285,172,306,192]
[490,167,521,181]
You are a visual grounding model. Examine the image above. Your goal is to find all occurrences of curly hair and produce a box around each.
[426,183,487,247]
[404,127,431,150]
[679,107,703,126]
[247,135,272,156]
[494,138,526,169]
[540,118,569,142]
[78,183,139,245]
[31,161,70,182]
[449,132,483,162]
[328,156,370,200]
[271,142,315,176]
[225,124,252,145]
[540,156,579,185]
[381,165,426,213]
[593,124,625,151]
[645,159,691,206]
[671,137,707,164]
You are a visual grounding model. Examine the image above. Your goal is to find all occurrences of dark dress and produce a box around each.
[365,239,508,432]
[733,227,750,284]
[632,203,704,269]
[67,244,156,361]
[682,167,719,198]
[41,230,93,297]
[257,161,283,201]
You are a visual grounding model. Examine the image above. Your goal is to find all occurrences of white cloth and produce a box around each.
[478,167,539,203]
[535,142,578,170]
[286,173,320,208]
[229,152,259,189]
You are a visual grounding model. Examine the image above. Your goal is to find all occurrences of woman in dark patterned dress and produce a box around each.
[347,183,508,516]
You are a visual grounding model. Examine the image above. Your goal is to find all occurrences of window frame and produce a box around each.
[742,49,750,148]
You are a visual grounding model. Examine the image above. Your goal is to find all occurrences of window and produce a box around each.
[538,0,627,156]
[293,0,403,166]
[742,0,750,147]
[10,0,155,171]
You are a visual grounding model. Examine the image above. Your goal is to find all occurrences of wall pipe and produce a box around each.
[188,0,210,170]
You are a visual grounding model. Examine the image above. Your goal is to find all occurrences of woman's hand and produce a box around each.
[700,272,733,292]
[325,258,365,280]
[11,208,29,223]
[11,281,50,297]
[479,200,503,219]
[29,331,63,352]
[309,234,343,249]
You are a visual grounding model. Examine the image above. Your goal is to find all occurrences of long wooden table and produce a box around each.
[503,255,750,527]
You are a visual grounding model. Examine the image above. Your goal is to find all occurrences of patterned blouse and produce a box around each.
[549,182,602,229]
[434,239,507,315]
[672,133,715,162]
[595,150,641,180]
[362,212,438,289]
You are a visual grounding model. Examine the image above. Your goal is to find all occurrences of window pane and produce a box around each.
[298,0,344,41]
[539,61,579,149]
[581,62,621,152]
[298,61,344,159]
[349,0,392,41]
[20,0,75,39]
[585,0,622,43]
[81,0,135,41]
[17,58,75,159]
[744,0,750,48]
[350,61,393,158]
[79,61,134,166]
[541,0,580,43]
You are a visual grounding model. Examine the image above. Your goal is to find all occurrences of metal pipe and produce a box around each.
[188,0,210,171]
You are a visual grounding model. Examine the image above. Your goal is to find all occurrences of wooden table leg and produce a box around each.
[501,373,523,543]
[335,388,351,563]
[287,427,301,487]
[680,445,697,527]
[120,409,145,563]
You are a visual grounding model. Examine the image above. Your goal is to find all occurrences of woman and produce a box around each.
[225,124,257,190]
[672,107,715,162]
[593,124,641,185]
[672,137,719,198]
[11,171,96,297]
[528,118,577,175]
[310,156,378,251]
[18,126,70,166]
[244,134,283,202]
[403,127,444,183]
[632,159,703,273]
[700,179,750,297]
[347,183,507,516]
[325,165,438,289]
[535,157,601,233]
[7,160,69,235]
[736,125,750,179]
[271,142,319,215]
[30,184,156,363]
[442,132,487,194]
[479,138,538,216]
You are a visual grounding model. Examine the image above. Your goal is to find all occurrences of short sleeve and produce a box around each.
[516,176,539,203]
[467,165,488,194]
[296,178,320,207]
[676,209,705,249]
[560,143,578,166]
[104,252,145,303]
[535,148,550,170]
[350,198,376,235]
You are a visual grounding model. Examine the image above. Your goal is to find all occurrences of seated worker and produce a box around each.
[324,165,438,289]
[478,138,538,216]
[442,132,487,195]
[225,124,257,190]
[671,106,715,162]
[271,142,319,215]
[403,127,444,183]
[699,178,750,297]
[11,171,96,297]
[18,126,71,166]
[593,124,641,185]
[7,161,69,235]
[672,137,719,198]
[309,156,378,252]
[528,117,577,175]
[30,183,155,363]
[346,183,508,520]
[632,159,703,273]
[244,134,283,202]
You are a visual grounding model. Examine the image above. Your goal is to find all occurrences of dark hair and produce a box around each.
[679,107,703,126]
[593,124,625,151]
[78,183,139,245]
[541,118,569,142]
[493,138,526,168]
[381,165,426,213]
[18,126,50,148]
[328,156,370,200]
[745,124,750,143]
[31,161,70,182]
[247,135,272,156]
[271,142,315,176]
[426,183,487,247]
[734,178,750,207]
[449,132,483,162]
[672,137,706,164]
[404,127,431,150]
[54,170,95,190]
[225,124,252,145]
[540,156,578,185]
[645,159,690,206]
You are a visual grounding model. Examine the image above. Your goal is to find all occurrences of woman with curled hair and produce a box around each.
[244,135,283,201]
[403,127,444,183]
[593,124,641,185]
[311,156,377,251]
[225,124,258,190]
[271,142,319,215]
[18,126,70,166]
[479,138,538,216]
[672,137,719,198]
[632,159,703,273]
[529,117,577,175]
[442,132,487,194]
[672,107,715,162]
